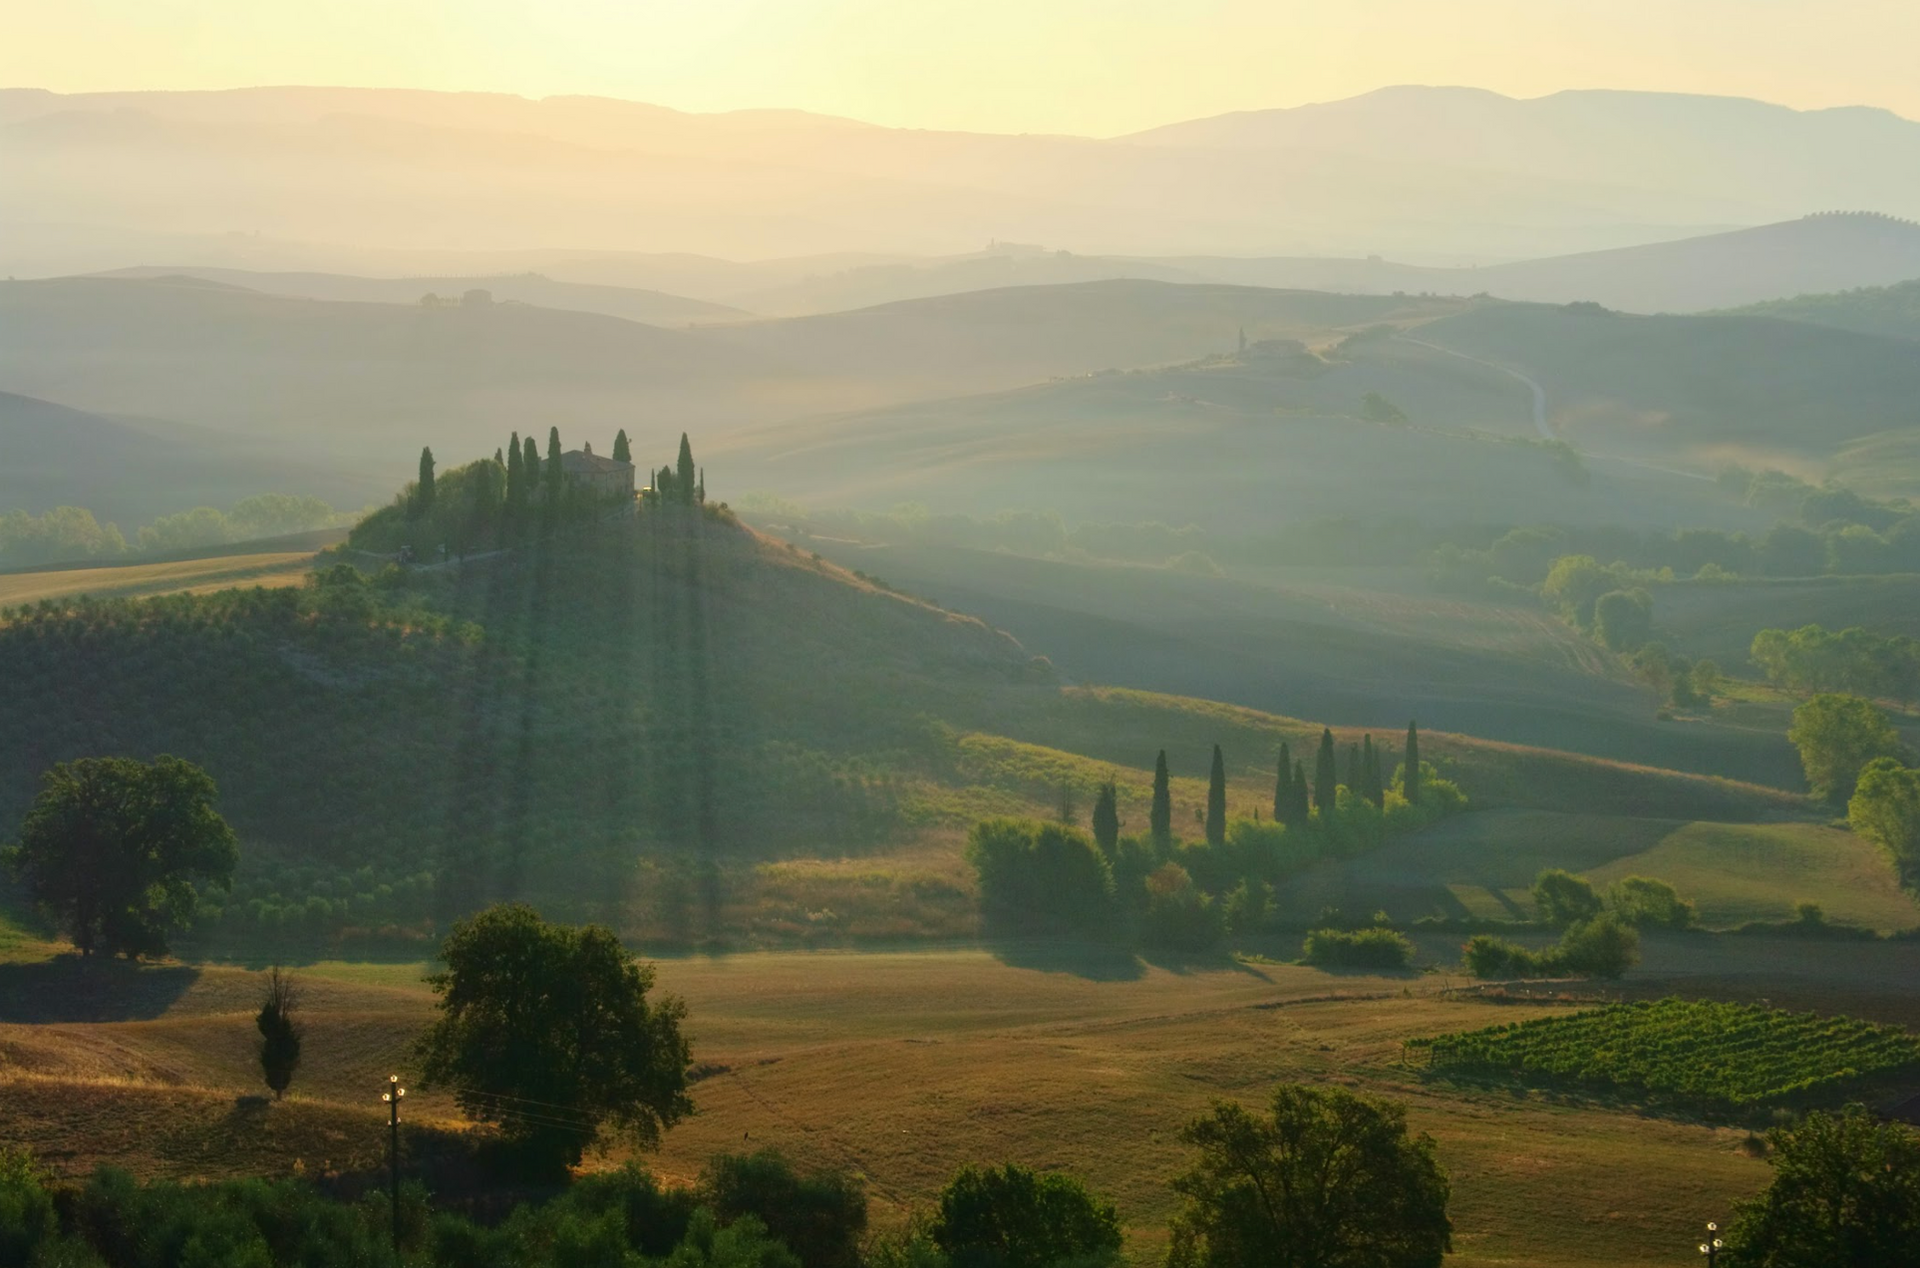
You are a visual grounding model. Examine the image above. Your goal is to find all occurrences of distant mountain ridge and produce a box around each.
[9,83,1920,269]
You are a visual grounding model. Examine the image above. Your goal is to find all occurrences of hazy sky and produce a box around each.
[9,0,1919,135]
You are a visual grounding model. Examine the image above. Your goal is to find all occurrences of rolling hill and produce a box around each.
[93,266,750,326]
[1727,273,1920,341]
[11,84,1920,274]
[0,389,381,525]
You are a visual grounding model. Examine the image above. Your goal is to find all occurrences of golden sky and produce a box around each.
[7,0,1918,135]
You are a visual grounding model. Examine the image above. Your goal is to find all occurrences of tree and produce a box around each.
[4,756,237,959]
[415,904,692,1178]
[1551,914,1639,978]
[677,433,697,505]
[1605,876,1696,929]
[1224,879,1273,936]
[1359,391,1409,426]
[523,435,540,487]
[1723,1105,1920,1267]
[1531,868,1601,927]
[1292,762,1310,825]
[1313,729,1338,815]
[1091,780,1120,856]
[1788,693,1906,802]
[1167,1085,1451,1268]
[1849,757,1920,884]
[546,427,564,497]
[1361,736,1382,807]
[612,429,632,465]
[1402,722,1422,806]
[701,1150,867,1268]
[1205,745,1228,846]
[1272,743,1293,824]
[930,1163,1122,1268]
[1345,743,1362,796]
[414,447,436,517]
[1593,588,1653,652]
[256,966,302,1100]
[506,432,523,503]
[1151,751,1173,847]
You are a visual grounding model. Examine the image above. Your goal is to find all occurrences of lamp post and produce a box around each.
[1699,1221,1724,1267]
[382,1074,406,1255]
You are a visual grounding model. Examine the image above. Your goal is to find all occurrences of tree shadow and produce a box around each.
[1137,946,1274,979]
[0,955,201,1022]
[986,938,1147,981]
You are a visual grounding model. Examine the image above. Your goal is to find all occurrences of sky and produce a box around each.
[7,0,1919,136]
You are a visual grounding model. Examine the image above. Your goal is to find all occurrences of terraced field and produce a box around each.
[0,552,316,609]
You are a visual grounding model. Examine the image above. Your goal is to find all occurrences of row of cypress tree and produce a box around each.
[1086,723,1424,853]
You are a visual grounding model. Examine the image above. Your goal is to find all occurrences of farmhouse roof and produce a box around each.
[560,448,632,474]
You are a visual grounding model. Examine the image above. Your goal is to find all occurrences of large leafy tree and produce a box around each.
[1849,756,1920,884]
[1167,1085,1451,1268]
[415,904,692,1178]
[1724,1106,1920,1267]
[4,755,237,958]
[930,1162,1122,1268]
[1788,693,1906,802]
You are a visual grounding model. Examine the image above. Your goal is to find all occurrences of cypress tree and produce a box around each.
[494,446,504,466]
[1404,721,1422,805]
[1150,750,1172,847]
[1345,743,1361,796]
[1362,735,1382,807]
[1205,744,1227,846]
[506,432,522,502]
[547,427,564,496]
[676,433,697,504]
[1293,761,1311,824]
[414,446,436,516]
[1091,779,1120,856]
[1273,742,1292,823]
[1313,728,1338,815]
[255,966,301,1100]
[612,428,632,465]
[697,466,706,504]
[523,435,540,487]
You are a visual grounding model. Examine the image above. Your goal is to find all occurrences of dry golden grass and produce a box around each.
[0,552,314,609]
[0,948,1835,1267]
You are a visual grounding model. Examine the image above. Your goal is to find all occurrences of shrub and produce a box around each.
[700,1150,866,1268]
[1606,876,1695,929]
[930,1163,1122,1268]
[1530,869,1601,928]
[966,819,1115,936]
[1552,915,1640,979]
[1461,934,1544,978]
[1302,927,1415,969]
[1142,863,1225,952]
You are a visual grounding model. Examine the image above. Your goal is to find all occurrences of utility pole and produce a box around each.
[1698,1220,1723,1267]
[382,1073,406,1256]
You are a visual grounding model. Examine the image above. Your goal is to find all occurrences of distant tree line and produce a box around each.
[1751,624,1920,705]
[0,495,353,567]
[966,724,1464,954]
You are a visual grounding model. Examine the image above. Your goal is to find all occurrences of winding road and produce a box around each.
[1397,335,1553,441]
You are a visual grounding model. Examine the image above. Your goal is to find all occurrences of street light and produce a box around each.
[1699,1221,1724,1267]
[382,1074,406,1254]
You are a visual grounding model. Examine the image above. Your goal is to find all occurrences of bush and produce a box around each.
[700,1150,866,1268]
[1552,915,1640,979]
[1606,877,1696,929]
[930,1163,1122,1268]
[1530,869,1602,928]
[1302,927,1415,969]
[1142,864,1225,952]
[966,819,1115,936]
[1461,934,1544,978]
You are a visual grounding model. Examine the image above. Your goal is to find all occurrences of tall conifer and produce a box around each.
[1150,750,1172,847]
[1362,735,1382,806]
[1205,745,1227,846]
[612,429,632,465]
[1273,742,1292,823]
[1404,721,1422,805]
[1313,728,1338,815]
[1293,762,1311,824]
[506,432,523,502]
[1092,780,1120,856]
[547,427,563,496]
[523,435,540,486]
[414,447,436,516]
[677,433,697,505]
[1345,743,1361,796]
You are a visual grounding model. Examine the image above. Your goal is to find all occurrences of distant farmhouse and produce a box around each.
[560,443,635,499]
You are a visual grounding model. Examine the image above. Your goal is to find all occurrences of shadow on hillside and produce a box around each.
[0,955,201,1022]
[1137,947,1274,979]
[987,939,1146,981]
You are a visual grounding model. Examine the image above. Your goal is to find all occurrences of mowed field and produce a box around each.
[0,945,1850,1268]
[0,552,315,608]
[1285,808,1920,932]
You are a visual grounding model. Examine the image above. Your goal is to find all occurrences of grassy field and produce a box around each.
[1656,573,1920,667]
[0,552,316,608]
[1280,809,1920,932]
[0,945,1858,1268]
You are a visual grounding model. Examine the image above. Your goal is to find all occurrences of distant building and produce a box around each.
[559,444,635,499]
